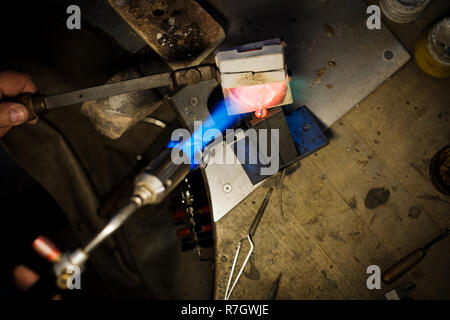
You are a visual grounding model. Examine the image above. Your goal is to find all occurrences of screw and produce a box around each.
[185,69,202,85]
[384,50,394,60]
[190,97,199,106]
[303,123,311,132]
[223,183,232,193]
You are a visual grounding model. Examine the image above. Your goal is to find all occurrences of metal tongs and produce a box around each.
[224,188,274,300]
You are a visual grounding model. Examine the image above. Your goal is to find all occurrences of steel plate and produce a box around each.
[206,0,411,127]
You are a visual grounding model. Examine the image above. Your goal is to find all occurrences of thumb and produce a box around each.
[0,101,31,128]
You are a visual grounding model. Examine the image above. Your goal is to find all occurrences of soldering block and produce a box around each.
[215,38,292,115]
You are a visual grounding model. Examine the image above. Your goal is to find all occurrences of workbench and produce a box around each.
[214,1,450,300]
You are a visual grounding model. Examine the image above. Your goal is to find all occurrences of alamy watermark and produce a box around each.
[366,5,381,30]
[66,5,81,30]
[366,265,381,290]
[65,4,380,31]
[62,265,81,290]
[169,121,280,175]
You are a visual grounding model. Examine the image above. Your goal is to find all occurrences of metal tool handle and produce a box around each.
[12,93,46,120]
[382,249,425,284]
[248,188,274,237]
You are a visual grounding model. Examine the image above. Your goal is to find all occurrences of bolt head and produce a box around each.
[190,97,199,106]
[185,69,202,85]
[384,50,394,60]
[223,183,232,193]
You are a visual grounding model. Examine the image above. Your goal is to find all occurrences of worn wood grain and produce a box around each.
[214,2,450,300]
[214,59,450,300]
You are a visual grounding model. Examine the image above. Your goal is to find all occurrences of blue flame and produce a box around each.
[167,99,240,169]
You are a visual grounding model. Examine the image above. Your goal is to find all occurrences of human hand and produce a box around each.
[0,70,38,137]
[13,265,61,300]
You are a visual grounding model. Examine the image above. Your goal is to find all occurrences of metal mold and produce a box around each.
[109,0,226,69]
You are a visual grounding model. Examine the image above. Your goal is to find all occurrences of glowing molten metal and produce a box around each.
[228,80,288,118]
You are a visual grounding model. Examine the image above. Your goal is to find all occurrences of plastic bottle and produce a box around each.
[415,18,450,78]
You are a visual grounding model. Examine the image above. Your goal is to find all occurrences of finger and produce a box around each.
[0,101,31,128]
[0,126,11,137]
[27,118,38,125]
[0,71,37,99]
[13,265,40,291]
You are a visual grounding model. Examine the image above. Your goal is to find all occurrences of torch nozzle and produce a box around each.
[53,148,191,278]
[83,199,142,254]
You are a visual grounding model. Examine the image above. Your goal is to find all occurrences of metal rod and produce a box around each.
[224,240,242,300]
[248,188,273,237]
[265,272,282,300]
[224,235,254,300]
[45,73,172,109]
[279,169,286,221]
[422,227,450,252]
[84,199,141,254]
[224,187,274,299]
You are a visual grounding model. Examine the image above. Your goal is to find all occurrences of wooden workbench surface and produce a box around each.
[213,42,450,299]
